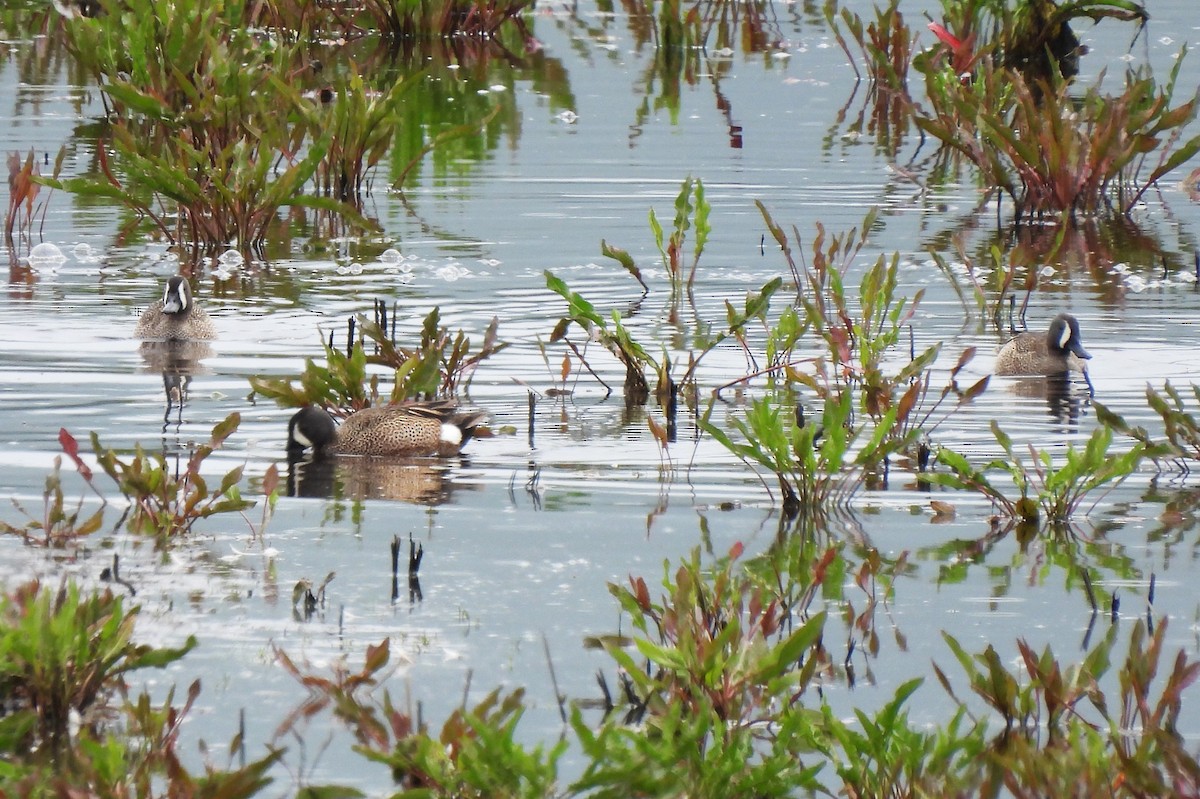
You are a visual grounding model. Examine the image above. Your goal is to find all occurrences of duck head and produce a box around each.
[1049,313,1091,361]
[287,406,338,458]
[161,276,194,316]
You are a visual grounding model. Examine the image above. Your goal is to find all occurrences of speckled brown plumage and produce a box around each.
[995,313,1091,376]
[288,401,488,458]
[135,276,216,341]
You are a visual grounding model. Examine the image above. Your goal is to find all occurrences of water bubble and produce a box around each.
[436,264,465,282]
[72,243,98,262]
[348,262,363,275]
[218,249,244,267]
[379,248,402,264]
[27,242,66,265]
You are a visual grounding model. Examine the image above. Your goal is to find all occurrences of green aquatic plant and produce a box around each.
[80,413,256,542]
[757,206,958,429]
[931,421,1144,523]
[250,306,506,413]
[305,71,420,206]
[0,433,105,548]
[557,178,779,407]
[5,148,62,251]
[251,329,377,416]
[700,390,905,517]
[353,0,535,40]
[932,0,1148,81]
[935,619,1200,796]
[915,40,1200,219]
[545,268,781,408]
[274,638,564,797]
[49,0,375,257]
[545,271,662,404]
[380,687,563,796]
[1096,382,1200,468]
[703,208,983,514]
[261,537,1200,797]
[0,579,280,796]
[0,579,196,757]
[649,175,710,294]
[806,680,983,798]
[600,546,826,732]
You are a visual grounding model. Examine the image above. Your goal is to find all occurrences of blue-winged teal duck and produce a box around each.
[995,313,1091,376]
[287,401,488,458]
[135,276,216,341]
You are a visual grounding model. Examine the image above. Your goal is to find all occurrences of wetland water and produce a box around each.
[2,0,1200,791]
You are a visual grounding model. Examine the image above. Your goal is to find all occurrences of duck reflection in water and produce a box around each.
[1005,371,1090,428]
[285,453,482,504]
[138,339,215,428]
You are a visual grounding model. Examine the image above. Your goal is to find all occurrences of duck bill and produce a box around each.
[1070,342,1092,360]
[162,290,185,314]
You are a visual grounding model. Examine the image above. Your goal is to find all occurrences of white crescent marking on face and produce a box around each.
[1057,324,1071,348]
[291,428,313,448]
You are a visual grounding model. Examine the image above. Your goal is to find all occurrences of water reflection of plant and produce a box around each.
[925,211,1183,321]
[826,0,918,158]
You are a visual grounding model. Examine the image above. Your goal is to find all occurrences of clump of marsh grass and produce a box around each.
[48,0,515,258]
[930,421,1145,524]
[250,305,506,414]
[917,54,1200,220]
[0,577,280,794]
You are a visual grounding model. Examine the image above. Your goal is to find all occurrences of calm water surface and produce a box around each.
[1,0,1199,791]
